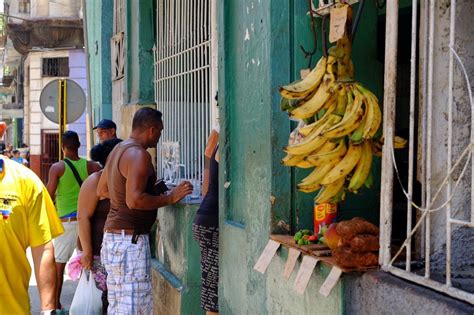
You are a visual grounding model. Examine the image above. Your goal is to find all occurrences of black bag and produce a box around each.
[64,159,84,187]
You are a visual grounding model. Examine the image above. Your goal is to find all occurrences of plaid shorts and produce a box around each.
[101,232,152,315]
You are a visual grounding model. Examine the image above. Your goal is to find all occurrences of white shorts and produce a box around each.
[53,221,78,263]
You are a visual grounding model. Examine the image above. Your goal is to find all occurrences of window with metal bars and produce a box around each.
[111,0,125,81]
[41,58,69,77]
[18,0,30,14]
[154,0,212,185]
[379,1,474,304]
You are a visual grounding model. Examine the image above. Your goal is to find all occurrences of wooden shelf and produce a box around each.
[270,234,378,273]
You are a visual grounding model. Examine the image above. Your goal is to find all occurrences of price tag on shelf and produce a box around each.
[329,5,348,43]
[293,256,319,295]
[254,240,280,274]
[283,248,300,279]
[319,266,343,297]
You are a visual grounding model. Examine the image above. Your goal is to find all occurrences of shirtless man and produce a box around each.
[97,107,192,314]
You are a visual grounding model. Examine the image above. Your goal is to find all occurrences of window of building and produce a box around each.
[111,0,125,81]
[379,2,474,304]
[41,58,69,77]
[154,0,214,184]
[18,0,30,14]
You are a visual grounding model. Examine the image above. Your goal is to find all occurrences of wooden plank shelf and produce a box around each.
[270,234,378,273]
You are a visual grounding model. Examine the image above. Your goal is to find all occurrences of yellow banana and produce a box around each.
[320,142,363,185]
[285,115,341,155]
[368,96,382,138]
[315,177,346,204]
[306,139,347,167]
[281,153,306,166]
[297,161,339,193]
[295,160,314,169]
[356,84,382,139]
[289,74,337,120]
[326,55,337,76]
[360,90,375,139]
[314,139,337,154]
[335,85,347,116]
[279,56,327,100]
[348,140,373,192]
[322,91,365,139]
[298,97,337,137]
[394,136,408,149]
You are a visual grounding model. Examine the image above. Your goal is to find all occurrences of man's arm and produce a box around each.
[46,163,61,201]
[77,174,100,269]
[97,166,109,199]
[87,160,102,175]
[31,241,57,311]
[124,148,193,210]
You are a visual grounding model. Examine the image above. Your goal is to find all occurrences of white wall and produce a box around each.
[24,49,88,157]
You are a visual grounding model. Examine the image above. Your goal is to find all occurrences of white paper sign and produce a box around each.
[293,256,319,295]
[319,266,343,297]
[253,240,280,274]
[329,6,348,43]
[283,248,300,279]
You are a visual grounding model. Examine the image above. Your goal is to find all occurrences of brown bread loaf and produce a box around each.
[332,247,379,268]
[336,217,379,241]
[349,234,379,252]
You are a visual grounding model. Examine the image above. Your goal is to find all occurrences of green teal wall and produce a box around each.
[156,202,204,314]
[219,0,384,313]
[126,0,155,105]
[85,0,113,123]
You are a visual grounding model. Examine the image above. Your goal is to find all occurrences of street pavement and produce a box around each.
[27,248,78,315]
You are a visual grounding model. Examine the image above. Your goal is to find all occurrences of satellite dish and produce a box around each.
[40,79,86,124]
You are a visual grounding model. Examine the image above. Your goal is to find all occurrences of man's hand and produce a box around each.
[169,181,193,203]
[80,251,93,270]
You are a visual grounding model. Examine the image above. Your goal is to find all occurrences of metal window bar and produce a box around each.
[41,58,69,77]
[154,0,212,185]
[380,0,474,304]
[114,0,125,33]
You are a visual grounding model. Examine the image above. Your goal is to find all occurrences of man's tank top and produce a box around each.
[56,158,88,217]
[103,141,158,233]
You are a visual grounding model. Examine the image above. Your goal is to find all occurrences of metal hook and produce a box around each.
[321,14,328,58]
[300,0,319,68]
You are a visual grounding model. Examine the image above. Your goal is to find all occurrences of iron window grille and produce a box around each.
[41,58,69,77]
[154,0,213,185]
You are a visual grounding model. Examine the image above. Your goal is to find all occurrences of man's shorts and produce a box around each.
[101,231,152,314]
[53,220,78,263]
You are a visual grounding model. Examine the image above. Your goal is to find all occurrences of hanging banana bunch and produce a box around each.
[280,3,406,205]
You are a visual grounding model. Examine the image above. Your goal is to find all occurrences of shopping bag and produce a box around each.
[70,270,102,315]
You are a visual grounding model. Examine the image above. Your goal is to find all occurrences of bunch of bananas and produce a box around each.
[279,4,387,204]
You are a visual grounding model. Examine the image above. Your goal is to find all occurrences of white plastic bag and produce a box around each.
[70,270,103,315]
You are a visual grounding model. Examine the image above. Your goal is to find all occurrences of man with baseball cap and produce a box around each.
[93,119,117,143]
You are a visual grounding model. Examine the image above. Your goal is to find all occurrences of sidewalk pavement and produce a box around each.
[27,248,78,315]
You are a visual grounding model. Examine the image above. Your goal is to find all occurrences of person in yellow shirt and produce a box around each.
[0,123,64,315]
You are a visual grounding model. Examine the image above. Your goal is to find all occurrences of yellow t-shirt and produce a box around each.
[0,157,64,315]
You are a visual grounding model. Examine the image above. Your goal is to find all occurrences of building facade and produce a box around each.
[2,0,87,181]
[83,0,474,313]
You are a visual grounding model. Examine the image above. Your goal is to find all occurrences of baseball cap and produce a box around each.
[93,119,117,130]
